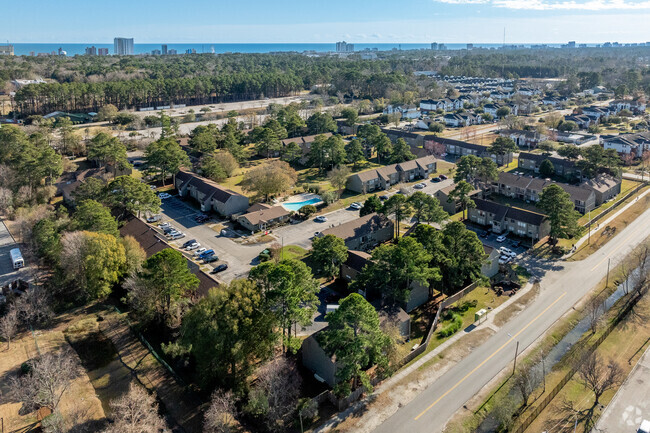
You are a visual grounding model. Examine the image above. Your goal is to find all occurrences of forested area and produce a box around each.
[3,47,650,116]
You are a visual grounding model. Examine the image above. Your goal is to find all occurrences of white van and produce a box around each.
[10,248,24,269]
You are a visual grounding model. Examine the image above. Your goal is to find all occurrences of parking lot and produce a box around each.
[465,224,532,264]
[153,176,457,283]
[156,196,364,283]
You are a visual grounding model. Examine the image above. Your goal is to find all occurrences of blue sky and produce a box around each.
[3,0,650,43]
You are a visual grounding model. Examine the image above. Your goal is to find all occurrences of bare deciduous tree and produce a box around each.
[11,348,80,412]
[103,382,169,433]
[204,390,238,433]
[513,366,538,407]
[577,353,623,406]
[253,357,301,432]
[0,308,19,349]
[587,294,603,334]
[14,285,54,328]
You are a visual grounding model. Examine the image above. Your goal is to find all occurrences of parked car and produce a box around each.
[313,231,323,238]
[211,263,228,274]
[182,239,197,248]
[499,247,516,258]
[479,231,489,238]
[498,256,512,265]
[186,242,200,250]
[198,249,215,259]
[195,214,210,223]
[511,240,521,248]
[204,255,219,263]
[314,216,328,223]
[379,195,389,201]
[349,202,362,210]
[149,185,157,190]
[162,226,175,234]
[159,222,171,228]
[158,192,172,199]
[439,174,448,180]
[413,183,426,189]
[496,234,508,243]
[431,177,441,183]
[169,232,185,240]
[193,248,207,257]
[146,215,161,223]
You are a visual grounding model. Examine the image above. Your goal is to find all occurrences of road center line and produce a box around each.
[414,291,567,421]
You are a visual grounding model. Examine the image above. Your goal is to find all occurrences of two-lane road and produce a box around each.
[374,205,650,433]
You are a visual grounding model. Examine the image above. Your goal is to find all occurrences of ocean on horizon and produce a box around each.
[10,42,552,56]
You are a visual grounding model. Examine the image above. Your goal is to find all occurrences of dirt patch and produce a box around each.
[331,328,495,433]
[493,283,541,328]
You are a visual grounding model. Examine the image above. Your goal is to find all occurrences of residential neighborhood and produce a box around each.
[1,11,650,433]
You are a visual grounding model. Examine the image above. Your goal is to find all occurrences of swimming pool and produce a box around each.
[282,197,322,211]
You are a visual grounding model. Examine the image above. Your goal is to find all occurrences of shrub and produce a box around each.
[438,313,463,338]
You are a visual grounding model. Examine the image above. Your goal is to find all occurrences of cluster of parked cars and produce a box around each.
[182,239,201,250]
[498,246,517,265]
[160,222,185,239]
[413,182,427,189]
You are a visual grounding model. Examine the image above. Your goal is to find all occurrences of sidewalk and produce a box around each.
[567,186,650,256]
[314,281,535,432]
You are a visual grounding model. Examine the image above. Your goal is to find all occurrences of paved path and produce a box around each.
[594,345,650,433]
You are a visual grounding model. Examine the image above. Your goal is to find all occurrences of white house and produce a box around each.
[384,104,420,119]
[602,132,650,156]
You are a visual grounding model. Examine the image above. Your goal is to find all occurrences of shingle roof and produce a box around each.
[178,171,245,204]
[344,250,371,272]
[118,215,218,298]
[239,206,290,226]
[321,213,393,241]
[518,152,576,169]
[473,198,546,226]
[580,175,621,193]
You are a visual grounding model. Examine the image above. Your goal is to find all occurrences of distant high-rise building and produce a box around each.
[568,41,576,48]
[151,49,161,55]
[162,44,168,55]
[114,37,134,55]
[85,46,97,56]
[438,43,447,50]
[431,42,438,50]
[185,48,196,54]
[336,41,354,52]
[98,48,109,56]
[0,44,14,55]
[168,49,178,55]
[467,43,474,50]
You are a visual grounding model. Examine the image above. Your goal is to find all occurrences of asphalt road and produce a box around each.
[373,205,650,433]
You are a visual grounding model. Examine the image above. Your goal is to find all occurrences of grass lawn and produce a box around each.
[407,286,510,367]
[278,245,308,261]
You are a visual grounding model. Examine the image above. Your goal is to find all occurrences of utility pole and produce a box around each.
[606,258,611,288]
[542,351,546,392]
[513,340,519,375]
[588,210,591,244]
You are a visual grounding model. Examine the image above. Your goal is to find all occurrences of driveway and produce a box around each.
[273,206,362,249]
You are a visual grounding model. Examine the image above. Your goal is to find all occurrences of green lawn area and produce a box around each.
[278,245,308,261]
[407,286,509,367]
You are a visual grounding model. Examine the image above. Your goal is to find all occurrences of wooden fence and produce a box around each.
[511,287,645,433]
